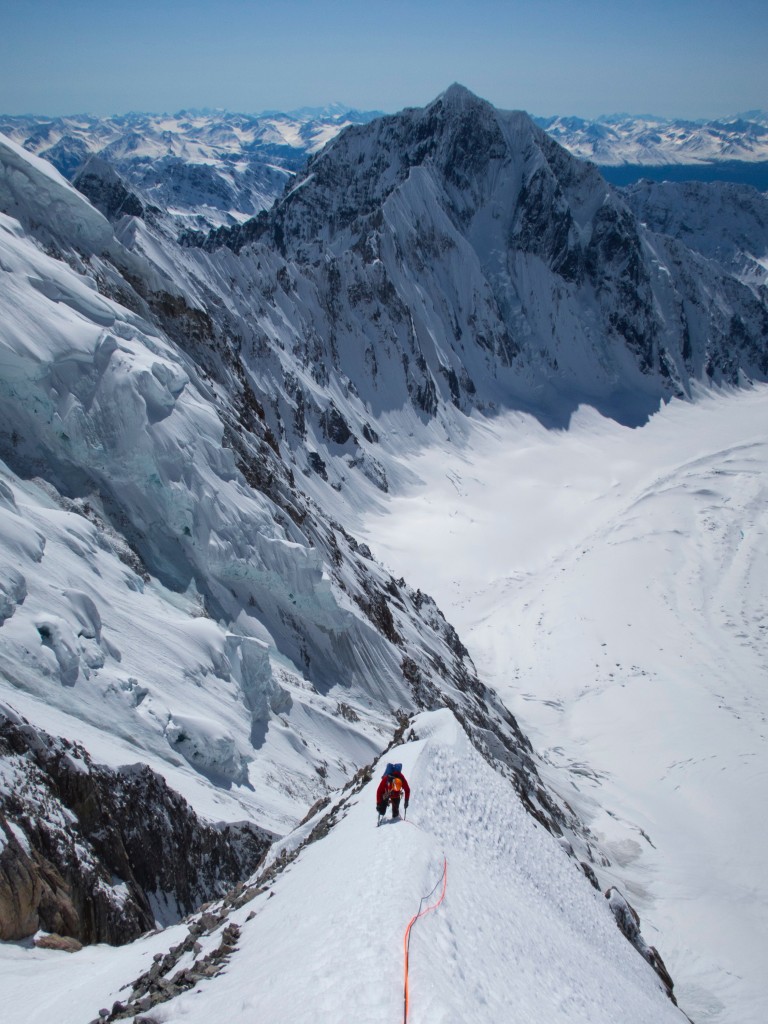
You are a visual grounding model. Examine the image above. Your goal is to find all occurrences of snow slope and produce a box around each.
[0,148,412,834]
[362,386,768,1024]
[0,134,111,252]
[0,710,686,1024]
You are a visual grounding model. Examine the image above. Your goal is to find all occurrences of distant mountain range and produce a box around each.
[535,110,768,164]
[1,104,766,232]
[534,111,768,189]
[0,107,383,229]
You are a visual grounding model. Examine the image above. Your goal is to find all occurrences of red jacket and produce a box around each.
[376,771,410,803]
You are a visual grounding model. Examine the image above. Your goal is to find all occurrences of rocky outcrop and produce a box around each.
[0,707,273,945]
[74,157,146,221]
[93,904,251,1021]
[34,932,84,952]
[606,887,678,1005]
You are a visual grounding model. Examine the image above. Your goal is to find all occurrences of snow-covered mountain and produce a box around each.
[0,102,597,944]
[3,104,767,238]
[0,125,567,849]
[622,178,768,287]
[1,84,767,1023]
[0,106,383,230]
[534,112,768,189]
[182,83,767,426]
[536,111,768,165]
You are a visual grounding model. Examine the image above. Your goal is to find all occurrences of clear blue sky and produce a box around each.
[1,0,765,119]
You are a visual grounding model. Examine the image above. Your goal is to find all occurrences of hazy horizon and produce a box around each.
[0,88,764,125]
[1,0,765,122]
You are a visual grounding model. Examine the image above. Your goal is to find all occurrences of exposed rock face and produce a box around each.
[74,157,146,221]
[0,707,272,944]
[606,887,678,1004]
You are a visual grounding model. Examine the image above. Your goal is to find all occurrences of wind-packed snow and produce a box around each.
[0,920,191,1024]
[362,386,768,1024]
[0,709,685,1024]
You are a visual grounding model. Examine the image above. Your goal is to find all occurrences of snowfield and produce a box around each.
[0,710,686,1024]
[362,386,768,1024]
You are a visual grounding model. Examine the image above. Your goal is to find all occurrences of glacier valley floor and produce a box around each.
[361,384,768,1024]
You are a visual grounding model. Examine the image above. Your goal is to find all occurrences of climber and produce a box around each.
[376,762,410,819]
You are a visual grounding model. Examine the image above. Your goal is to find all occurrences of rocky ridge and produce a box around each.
[85,724,682,1023]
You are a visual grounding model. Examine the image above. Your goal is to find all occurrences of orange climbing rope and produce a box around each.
[402,855,448,1024]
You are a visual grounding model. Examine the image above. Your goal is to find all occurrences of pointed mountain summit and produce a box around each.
[436,81,479,104]
[194,87,768,427]
[264,81,549,246]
